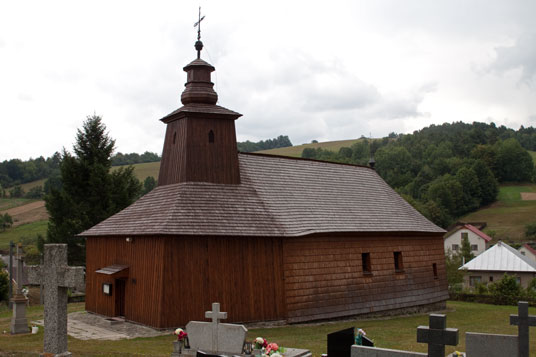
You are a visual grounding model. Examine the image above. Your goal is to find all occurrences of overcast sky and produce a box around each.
[1,1,535,160]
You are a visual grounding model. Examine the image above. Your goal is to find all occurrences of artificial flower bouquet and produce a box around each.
[253,337,285,356]
[174,328,188,341]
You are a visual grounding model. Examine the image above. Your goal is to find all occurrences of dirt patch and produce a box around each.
[0,200,48,227]
[521,192,536,201]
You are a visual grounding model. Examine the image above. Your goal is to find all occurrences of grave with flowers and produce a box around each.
[172,302,311,357]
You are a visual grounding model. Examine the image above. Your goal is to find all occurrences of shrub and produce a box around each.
[489,273,522,305]
[474,282,489,295]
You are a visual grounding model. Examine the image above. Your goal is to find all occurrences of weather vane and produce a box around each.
[193,6,205,59]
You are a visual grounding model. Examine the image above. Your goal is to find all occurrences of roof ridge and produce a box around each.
[238,152,374,170]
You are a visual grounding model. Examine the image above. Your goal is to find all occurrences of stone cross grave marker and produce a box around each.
[416,314,458,357]
[510,301,536,357]
[10,244,29,334]
[27,244,85,356]
[205,301,227,350]
[185,302,247,355]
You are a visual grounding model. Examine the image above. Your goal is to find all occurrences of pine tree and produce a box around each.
[45,115,142,265]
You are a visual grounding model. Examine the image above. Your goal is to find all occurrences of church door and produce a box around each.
[114,279,126,317]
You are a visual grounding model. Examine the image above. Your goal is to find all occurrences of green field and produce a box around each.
[112,161,160,182]
[0,220,48,250]
[257,138,363,157]
[0,198,36,211]
[462,184,536,242]
[0,301,534,356]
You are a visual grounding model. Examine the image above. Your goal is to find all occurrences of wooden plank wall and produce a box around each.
[283,234,448,323]
[160,236,286,327]
[158,119,188,186]
[158,117,240,186]
[85,237,165,327]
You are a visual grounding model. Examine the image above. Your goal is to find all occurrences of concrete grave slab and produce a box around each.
[352,345,427,357]
[466,332,518,357]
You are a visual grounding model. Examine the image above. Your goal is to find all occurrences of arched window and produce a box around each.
[208,130,214,143]
[173,131,177,144]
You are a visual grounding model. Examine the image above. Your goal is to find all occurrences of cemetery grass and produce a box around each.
[0,301,535,356]
[0,220,48,250]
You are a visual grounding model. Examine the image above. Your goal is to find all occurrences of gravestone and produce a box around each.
[10,245,29,334]
[465,332,518,357]
[184,302,247,355]
[27,244,85,356]
[510,301,536,357]
[327,327,355,357]
[416,314,458,357]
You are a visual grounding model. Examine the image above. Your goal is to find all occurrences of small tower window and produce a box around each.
[433,263,438,279]
[208,130,214,143]
[394,251,404,272]
[173,131,177,144]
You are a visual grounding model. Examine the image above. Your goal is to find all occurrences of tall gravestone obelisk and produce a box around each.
[10,245,29,334]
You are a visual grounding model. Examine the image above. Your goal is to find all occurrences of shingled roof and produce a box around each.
[80,153,444,237]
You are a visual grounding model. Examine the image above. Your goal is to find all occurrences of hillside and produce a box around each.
[257,138,362,157]
[462,184,536,243]
[1,142,535,250]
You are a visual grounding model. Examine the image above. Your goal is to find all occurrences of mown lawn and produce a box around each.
[0,220,48,250]
[0,301,534,356]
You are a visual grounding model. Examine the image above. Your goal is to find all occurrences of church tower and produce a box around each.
[158,30,242,186]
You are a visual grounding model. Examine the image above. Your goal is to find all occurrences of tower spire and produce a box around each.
[193,7,205,59]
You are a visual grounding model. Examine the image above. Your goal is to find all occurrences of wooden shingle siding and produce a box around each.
[85,237,165,327]
[159,236,286,327]
[283,234,448,322]
[158,117,240,186]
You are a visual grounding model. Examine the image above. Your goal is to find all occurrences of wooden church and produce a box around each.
[81,38,448,328]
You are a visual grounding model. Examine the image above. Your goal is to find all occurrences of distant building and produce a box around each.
[460,241,536,288]
[518,243,536,264]
[444,224,491,257]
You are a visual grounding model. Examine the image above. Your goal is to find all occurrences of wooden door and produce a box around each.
[115,279,126,317]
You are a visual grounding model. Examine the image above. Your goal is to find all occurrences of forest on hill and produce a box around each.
[302,122,536,228]
[0,136,294,197]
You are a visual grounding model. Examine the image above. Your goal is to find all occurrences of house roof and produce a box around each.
[444,224,492,242]
[521,243,536,257]
[460,241,536,273]
[80,153,445,237]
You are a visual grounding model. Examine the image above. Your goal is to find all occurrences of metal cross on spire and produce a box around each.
[193,6,205,59]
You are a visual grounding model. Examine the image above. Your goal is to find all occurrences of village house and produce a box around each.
[444,224,491,257]
[518,243,536,264]
[80,40,449,328]
[460,241,536,288]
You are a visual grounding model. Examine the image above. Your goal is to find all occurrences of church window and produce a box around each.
[452,244,459,251]
[433,263,438,279]
[362,253,371,274]
[394,251,404,272]
[173,131,177,144]
[209,130,214,143]
[471,244,478,251]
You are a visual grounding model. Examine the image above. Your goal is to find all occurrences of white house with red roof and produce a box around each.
[444,224,492,256]
[518,244,536,264]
